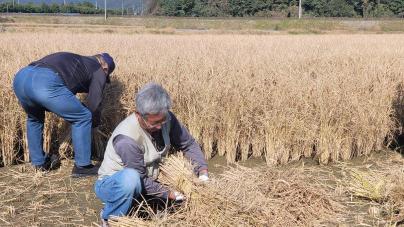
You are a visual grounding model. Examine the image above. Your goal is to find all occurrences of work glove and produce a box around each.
[173,191,185,202]
[198,172,209,182]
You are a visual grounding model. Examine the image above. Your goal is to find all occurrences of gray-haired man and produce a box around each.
[94,82,208,224]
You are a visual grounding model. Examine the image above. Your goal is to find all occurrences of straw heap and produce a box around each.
[111,154,343,226]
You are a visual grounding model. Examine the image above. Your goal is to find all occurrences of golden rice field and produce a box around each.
[0,17,404,226]
[1,30,404,166]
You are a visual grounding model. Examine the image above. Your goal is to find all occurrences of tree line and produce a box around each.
[0,2,123,15]
[0,0,403,17]
[156,0,404,17]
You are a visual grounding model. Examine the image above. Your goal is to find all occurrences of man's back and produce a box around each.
[30,52,101,94]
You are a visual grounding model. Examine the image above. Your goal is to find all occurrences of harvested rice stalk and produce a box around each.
[217,165,344,226]
[111,154,268,226]
[335,159,404,224]
[158,154,195,200]
[112,154,343,227]
[92,128,108,160]
[346,169,388,203]
[58,126,72,160]
[385,167,404,224]
[109,216,152,227]
[58,127,107,160]
[159,153,265,226]
[389,184,404,223]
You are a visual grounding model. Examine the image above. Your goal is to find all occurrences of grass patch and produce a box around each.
[1,15,404,34]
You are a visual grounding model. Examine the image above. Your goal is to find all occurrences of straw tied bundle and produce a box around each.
[110,154,343,227]
[343,166,404,223]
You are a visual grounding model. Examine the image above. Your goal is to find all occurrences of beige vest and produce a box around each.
[98,113,171,179]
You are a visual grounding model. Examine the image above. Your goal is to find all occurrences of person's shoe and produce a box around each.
[34,161,51,172]
[34,154,60,172]
[71,164,99,178]
[101,217,109,227]
[100,209,109,227]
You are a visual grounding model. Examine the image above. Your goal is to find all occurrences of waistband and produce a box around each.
[28,62,59,75]
[27,63,66,85]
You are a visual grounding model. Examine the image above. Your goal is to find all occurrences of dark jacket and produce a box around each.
[30,52,109,126]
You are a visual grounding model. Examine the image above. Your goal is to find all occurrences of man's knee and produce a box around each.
[83,109,92,122]
[75,109,92,124]
[120,168,142,195]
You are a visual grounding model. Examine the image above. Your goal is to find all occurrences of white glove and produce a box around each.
[173,191,184,202]
[198,173,209,182]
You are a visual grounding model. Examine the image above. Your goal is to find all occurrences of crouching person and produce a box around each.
[94,82,209,225]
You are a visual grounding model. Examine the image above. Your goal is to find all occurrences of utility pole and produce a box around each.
[104,0,107,21]
[95,0,98,10]
[121,0,124,17]
[298,0,302,19]
[141,0,143,15]
[12,0,14,7]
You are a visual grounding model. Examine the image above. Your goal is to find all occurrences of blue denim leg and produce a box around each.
[94,168,142,220]
[13,66,46,166]
[13,66,92,166]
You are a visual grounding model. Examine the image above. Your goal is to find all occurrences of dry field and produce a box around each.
[2,15,404,34]
[0,19,404,226]
[0,151,402,226]
[113,152,404,226]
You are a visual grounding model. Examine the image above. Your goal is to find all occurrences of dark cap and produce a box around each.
[101,53,115,75]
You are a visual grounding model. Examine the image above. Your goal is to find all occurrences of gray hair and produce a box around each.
[135,82,172,116]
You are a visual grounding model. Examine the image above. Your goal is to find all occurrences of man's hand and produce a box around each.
[198,169,209,182]
[173,191,184,202]
[168,191,185,202]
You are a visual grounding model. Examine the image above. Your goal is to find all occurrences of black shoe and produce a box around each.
[71,164,99,178]
[34,154,60,172]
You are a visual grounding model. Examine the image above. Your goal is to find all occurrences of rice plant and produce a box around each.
[0,33,403,166]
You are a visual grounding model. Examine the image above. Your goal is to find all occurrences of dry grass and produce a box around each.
[1,32,404,166]
[346,169,388,203]
[341,156,404,224]
[307,150,404,225]
[110,154,344,226]
[0,150,401,226]
[0,160,100,226]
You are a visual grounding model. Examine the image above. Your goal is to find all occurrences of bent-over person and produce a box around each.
[13,52,115,177]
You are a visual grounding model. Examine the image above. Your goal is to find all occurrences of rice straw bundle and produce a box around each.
[111,154,342,226]
[158,153,195,204]
[345,169,388,203]
[339,160,404,224]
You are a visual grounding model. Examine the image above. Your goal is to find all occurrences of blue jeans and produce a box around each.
[13,66,92,167]
[94,168,142,220]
